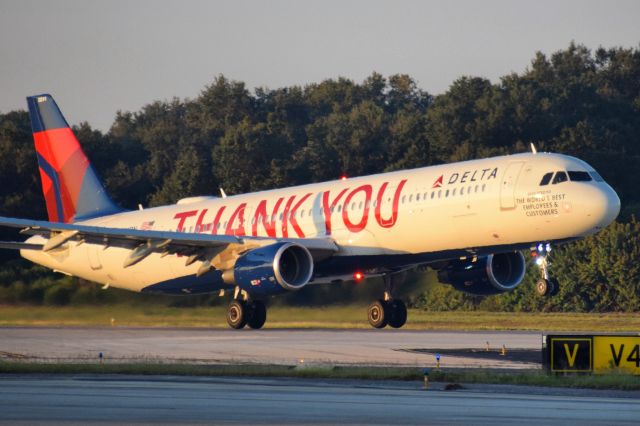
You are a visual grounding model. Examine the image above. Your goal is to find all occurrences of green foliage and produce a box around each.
[411,220,640,313]
[0,43,639,310]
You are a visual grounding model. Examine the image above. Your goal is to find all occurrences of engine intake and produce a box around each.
[437,252,526,295]
[232,242,314,296]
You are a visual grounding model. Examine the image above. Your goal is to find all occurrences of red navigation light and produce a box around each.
[341,175,348,181]
[353,271,364,282]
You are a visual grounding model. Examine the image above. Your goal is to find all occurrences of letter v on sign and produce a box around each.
[610,344,624,367]
[564,343,579,367]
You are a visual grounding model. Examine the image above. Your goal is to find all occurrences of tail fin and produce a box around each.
[27,94,122,223]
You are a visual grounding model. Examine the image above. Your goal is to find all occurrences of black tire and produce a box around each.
[536,278,550,297]
[368,300,388,328]
[227,300,247,329]
[247,300,267,329]
[549,278,560,296]
[387,299,407,329]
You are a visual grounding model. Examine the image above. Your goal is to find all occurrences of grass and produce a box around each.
[0,361,638,390]
[1,305,640,331]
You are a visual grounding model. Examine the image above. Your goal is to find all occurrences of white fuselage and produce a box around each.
[22,152,620,294]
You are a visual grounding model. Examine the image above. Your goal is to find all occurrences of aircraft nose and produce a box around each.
[603,184,621,225]
[585,183,620,231]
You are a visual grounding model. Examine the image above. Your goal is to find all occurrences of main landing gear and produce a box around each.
[368,298,407,329]
[226,290,267,329]
[367,273,408,329]
[534,243,559,297]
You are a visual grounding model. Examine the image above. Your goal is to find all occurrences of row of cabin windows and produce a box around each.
[401,183,488,204]
[183,183,490,232]
[539,170,602,186]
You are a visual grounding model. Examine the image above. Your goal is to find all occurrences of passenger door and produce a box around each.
[500,162,524,209]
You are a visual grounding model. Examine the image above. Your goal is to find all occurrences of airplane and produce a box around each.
[0,94,621,329]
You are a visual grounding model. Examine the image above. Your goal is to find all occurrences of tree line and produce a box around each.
[0,42,638,311]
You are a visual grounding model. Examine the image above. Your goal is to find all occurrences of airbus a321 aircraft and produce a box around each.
[0,95,621,329]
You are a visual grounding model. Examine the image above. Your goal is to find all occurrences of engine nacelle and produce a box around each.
[232,242,314,296]
[437,252,526,295]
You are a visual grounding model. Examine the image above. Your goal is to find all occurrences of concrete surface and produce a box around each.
[0,327,546,368]
[1,375,639,425]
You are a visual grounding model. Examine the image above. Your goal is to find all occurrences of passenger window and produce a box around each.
[568,171,592,182]
[539,172,553,186]
[431,192,435,199]
[452,188,456,196]
[445,189,450,197]
[552,171,568,184]
[416,194,420,201]
[460,187,465,195]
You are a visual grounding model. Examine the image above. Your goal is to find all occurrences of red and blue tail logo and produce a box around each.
[27,94,121,223]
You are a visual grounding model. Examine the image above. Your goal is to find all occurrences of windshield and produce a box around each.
[568,171,592,182]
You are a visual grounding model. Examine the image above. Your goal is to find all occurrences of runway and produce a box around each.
[0,327,545,368]
[1,375,639,425]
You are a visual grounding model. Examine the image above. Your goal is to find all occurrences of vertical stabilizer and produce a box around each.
[27,94,121,223]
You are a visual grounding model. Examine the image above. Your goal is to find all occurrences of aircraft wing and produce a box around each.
[0,216,339,267]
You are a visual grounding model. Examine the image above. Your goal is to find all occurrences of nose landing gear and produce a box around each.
[533,244,559,297]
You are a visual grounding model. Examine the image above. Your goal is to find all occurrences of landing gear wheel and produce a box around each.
[227,300,247,329]
[536,278,557,297]
[247,300,267,329]
[368,300,388,329]
[387,299,407,329]
[549,278,560,296]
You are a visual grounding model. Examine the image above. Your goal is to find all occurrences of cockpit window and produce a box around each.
[590,171,604,182]
[552,171,568,184]
[568,171,592,182]
[539,172,553,186]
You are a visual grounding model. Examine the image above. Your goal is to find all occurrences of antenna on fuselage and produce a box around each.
[219,188,227,198]
[530,143,538,154]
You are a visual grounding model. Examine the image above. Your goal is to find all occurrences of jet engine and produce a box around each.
[230,242,314,296]
[437,252,526,295]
